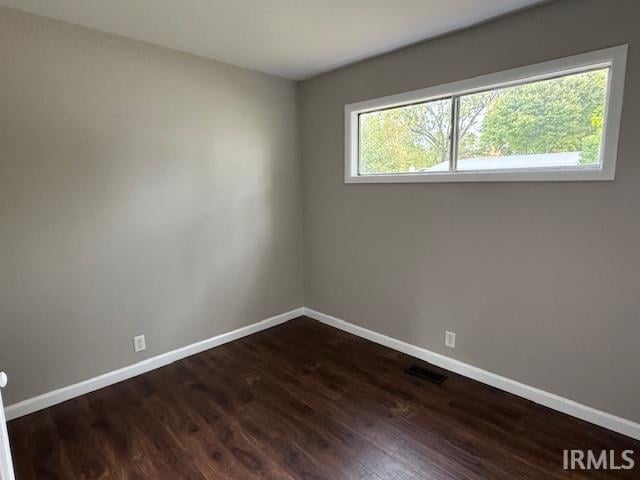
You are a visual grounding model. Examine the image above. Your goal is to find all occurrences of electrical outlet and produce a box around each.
[445,331,456,348]
[133,334,146,353]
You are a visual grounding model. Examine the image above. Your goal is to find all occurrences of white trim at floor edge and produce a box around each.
[4,307,304,421]
[302,307,640,441]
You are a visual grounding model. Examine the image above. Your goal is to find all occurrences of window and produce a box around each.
[345,46,627,183]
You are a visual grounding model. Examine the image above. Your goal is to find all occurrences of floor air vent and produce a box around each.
[405,364,448,384]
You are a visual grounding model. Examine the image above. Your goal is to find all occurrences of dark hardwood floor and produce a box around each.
[8,316,639,479]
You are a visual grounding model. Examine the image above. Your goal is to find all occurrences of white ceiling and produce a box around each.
[0,0,544,80]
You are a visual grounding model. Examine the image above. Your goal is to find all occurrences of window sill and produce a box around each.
[345,167,615,184]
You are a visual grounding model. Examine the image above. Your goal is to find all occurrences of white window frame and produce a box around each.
[345,45,628,183]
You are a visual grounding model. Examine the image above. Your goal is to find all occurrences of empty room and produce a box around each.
[1,0,639,478]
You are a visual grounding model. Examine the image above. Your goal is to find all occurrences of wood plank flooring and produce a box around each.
[8,316,640,479]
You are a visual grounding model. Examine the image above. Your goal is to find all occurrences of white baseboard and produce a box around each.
[303,307,640,441]
[4,308,303,421]
[6,306,639,442]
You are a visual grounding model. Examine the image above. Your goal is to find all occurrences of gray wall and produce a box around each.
[0,8,303,405]
[300,0,640,423]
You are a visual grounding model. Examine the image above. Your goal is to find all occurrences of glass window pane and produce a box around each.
[359,98,452,175]
[456,68,609,171]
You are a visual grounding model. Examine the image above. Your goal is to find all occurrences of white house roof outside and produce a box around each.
[421,151,582,172]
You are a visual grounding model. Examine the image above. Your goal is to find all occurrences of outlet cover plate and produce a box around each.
[133,335,146,353]
[445,331,456,348]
